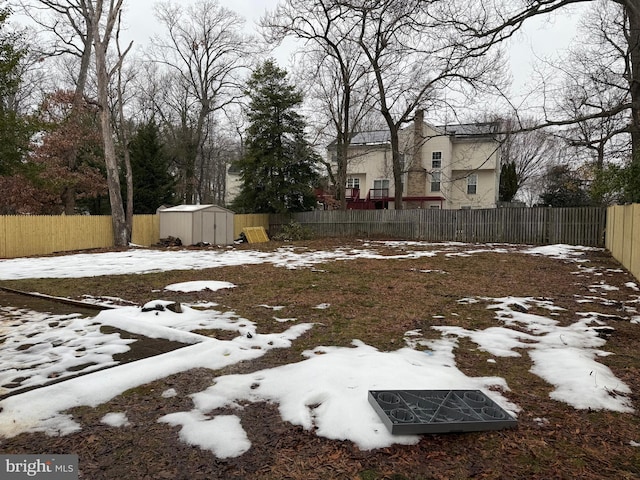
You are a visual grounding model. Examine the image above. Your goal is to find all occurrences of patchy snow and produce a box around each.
[0,241,544,281]
[625,282,639,291]
[258,304,285,311]
[0,241,636,457]
[0,302,313,438]
[161,388,178,399]
[273,317,297,323]
[0,308,135,396]
[434,297,633,413]
[523,244,595,261]
[159,412,250,458]
[183,339,514,451]
[101,412,130,428]
[165,281,236,292]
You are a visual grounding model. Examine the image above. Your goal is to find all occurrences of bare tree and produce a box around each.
[337,0,505,208]
[134,66,199,203]
[496,116,560,202]
[87,0,131,246]
[449,0,640,169]
[551,3,631,171]
[263,0,375,209]
[150,0,254,204]
[18,0,93,104]
[6,28,51,114]
[18,0,94,213]
[113,11,135,234]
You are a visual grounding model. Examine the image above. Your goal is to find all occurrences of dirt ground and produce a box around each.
[1,239,639,479]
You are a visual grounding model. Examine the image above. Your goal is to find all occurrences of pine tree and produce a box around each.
[232,60,319,213]
[499,161,518,202]
[129,120,176,213]
[0,8,33,177]
[540,164,591,207]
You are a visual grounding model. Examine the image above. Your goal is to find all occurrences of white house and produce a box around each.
[328,111,502,210]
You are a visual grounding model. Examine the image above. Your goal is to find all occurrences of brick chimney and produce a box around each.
[406,109,427,208]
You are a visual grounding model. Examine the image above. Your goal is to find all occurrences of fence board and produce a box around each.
[606,204,639,282]
[0,216,5,259]
[132,215,160,246]
[0,207,612,260]
[0,215,113,258]
[632,205,640,281]
[234,214,270,239]
[277,207,606,247]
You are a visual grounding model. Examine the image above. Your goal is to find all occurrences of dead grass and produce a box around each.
[1,238,640,479]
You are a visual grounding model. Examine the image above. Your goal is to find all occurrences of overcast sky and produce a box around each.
[122,0,583,84]
[6,0,588,125]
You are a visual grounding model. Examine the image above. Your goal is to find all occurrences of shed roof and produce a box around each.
[160,204,234,214]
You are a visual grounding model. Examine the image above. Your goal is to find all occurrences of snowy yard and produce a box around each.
[0,240,639,479]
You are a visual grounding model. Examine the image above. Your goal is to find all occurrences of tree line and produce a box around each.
[0,0,636,245]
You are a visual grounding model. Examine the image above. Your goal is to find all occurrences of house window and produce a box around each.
[431,171,441,192]
[372,179,389,199]
[467,174,477,195]
[347,178,360,189]
[432,152,442,169]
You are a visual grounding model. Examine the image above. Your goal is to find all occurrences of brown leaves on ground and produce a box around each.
[1,239,640,479]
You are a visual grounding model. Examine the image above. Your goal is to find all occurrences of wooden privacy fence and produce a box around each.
[0,208,609,259]
[606,204,640,280]
[0,213,273,258]
[0,215,159,259]
[233,213,270,239]
[271,207,607,247]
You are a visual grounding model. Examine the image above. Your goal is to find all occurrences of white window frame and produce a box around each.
[372,179,390,198]
[347,177,360,189]
[467,174,477,195]
[431,171,441,192]
[431,152,442,169]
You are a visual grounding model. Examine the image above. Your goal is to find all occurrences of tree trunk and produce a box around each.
[390,128,404,209]
[123,141,133,240]
[93,19,128,246]
[627,1,640,155]
[380,110,404,209]
[336,137,348,210]
[64,17,94,215]
[622,0,640,201]
[115,42,133,241]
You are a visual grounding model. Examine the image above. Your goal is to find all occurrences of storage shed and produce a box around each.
[158,205,235,246]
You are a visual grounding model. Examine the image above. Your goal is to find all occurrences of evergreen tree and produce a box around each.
[540,164,592,207]
[499,161,518,202]
[0,8,33,177]
[128,120,176,213]
[232,60,320,213]
[0,9,43,214]
[619,153,640,204]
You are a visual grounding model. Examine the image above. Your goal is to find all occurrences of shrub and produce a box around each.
[273,221,315,241]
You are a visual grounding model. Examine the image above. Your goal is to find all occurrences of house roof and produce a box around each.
[349,130,391,145]
[328,122,499,148]
[440,122,500,138]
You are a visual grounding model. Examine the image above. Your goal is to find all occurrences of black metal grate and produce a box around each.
[368,390,517,435]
